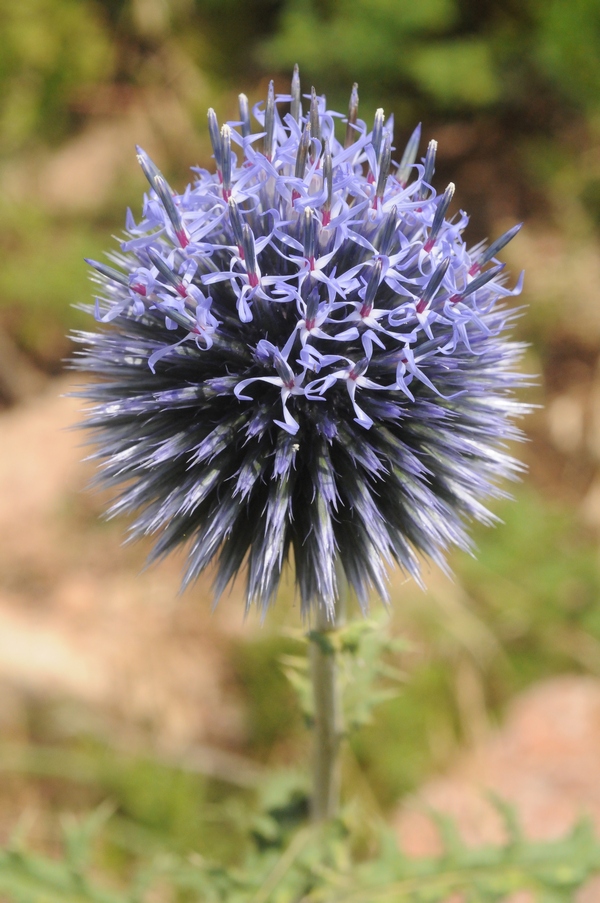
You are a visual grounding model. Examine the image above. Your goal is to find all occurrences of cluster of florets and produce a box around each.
[74,68,528,617]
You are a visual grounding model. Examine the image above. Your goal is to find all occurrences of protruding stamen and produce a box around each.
[371,108,384,163]
[416,256,450,313]
[136,146,162,186]
[154,174,189,248]
[228,198,244,252]
[374,132,391,208]
[418,139,437,201]
[294,121,311,181]
[207,109,223,177]
[85,259,129,287]
[345,82,359,149]
[302,207,317,268]
[397,123,421,187]
[480,222,523,266]
[238,94,250,139]
[423,182,455,252]
[241,224,259,286]
[374,206,397,255]
[305,287,320,331]
[153,304,195,332]
[273,352,296,389]
[361,258,382,317]
[221,124,232,200]
[137,148,189,248]
[291,64,302,123]
[322,139,333,226]
[349,357,369,380]
[449,263,505,303]
[240,224,260,287]
[147,247,186,296]
[309,87,321,144]
[264,80,275,160]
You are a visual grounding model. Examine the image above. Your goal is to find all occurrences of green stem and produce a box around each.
[309,576,347,822]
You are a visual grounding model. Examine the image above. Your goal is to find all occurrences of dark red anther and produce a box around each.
[449,293,461,304]
[131,283,147,296]
[248,272,259,288]
[469,262,481,277]
[291,189,300,203]
[223,187,231,201]
[307,256,315,271]
[423,238,435,253]
[176,284,188,298]
[305,318,315,331]
[367,172,375,184]
[416,298,427,314]
[322,210,331,227]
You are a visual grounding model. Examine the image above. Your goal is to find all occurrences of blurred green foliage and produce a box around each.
[2,804,600,902]
[232,635,304,758]
[353,488,600,802]
[263,0,500,113]
[0,0,114,155]
[0,202,113,364]
[532,0,600,111]
[261,0,600,122]
[3,0,600,154]
[3,578,600,898]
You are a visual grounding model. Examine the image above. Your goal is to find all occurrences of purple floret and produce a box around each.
[73,73,530,618]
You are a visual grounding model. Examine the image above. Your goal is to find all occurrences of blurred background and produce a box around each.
[2,0,600,874]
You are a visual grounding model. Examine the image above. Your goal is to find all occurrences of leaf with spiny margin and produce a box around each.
[2,809,600,901]
[281,619,409,732]
[486,791,524,848]
[279,652,312,721]
[426,807,469,862]
[61,802,115,874]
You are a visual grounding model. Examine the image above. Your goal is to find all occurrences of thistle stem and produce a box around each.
[309,577,347,822]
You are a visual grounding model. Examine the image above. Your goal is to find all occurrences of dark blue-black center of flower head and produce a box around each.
[74,69,529,619]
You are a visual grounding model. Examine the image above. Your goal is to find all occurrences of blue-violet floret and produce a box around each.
[73,70,529,618]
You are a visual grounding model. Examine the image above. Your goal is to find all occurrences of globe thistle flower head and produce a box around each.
[73,72,529,619]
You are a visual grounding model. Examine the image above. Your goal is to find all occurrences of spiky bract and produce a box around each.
[73,75,528,618]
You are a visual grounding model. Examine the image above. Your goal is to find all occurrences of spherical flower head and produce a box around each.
[73,73,529,619]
